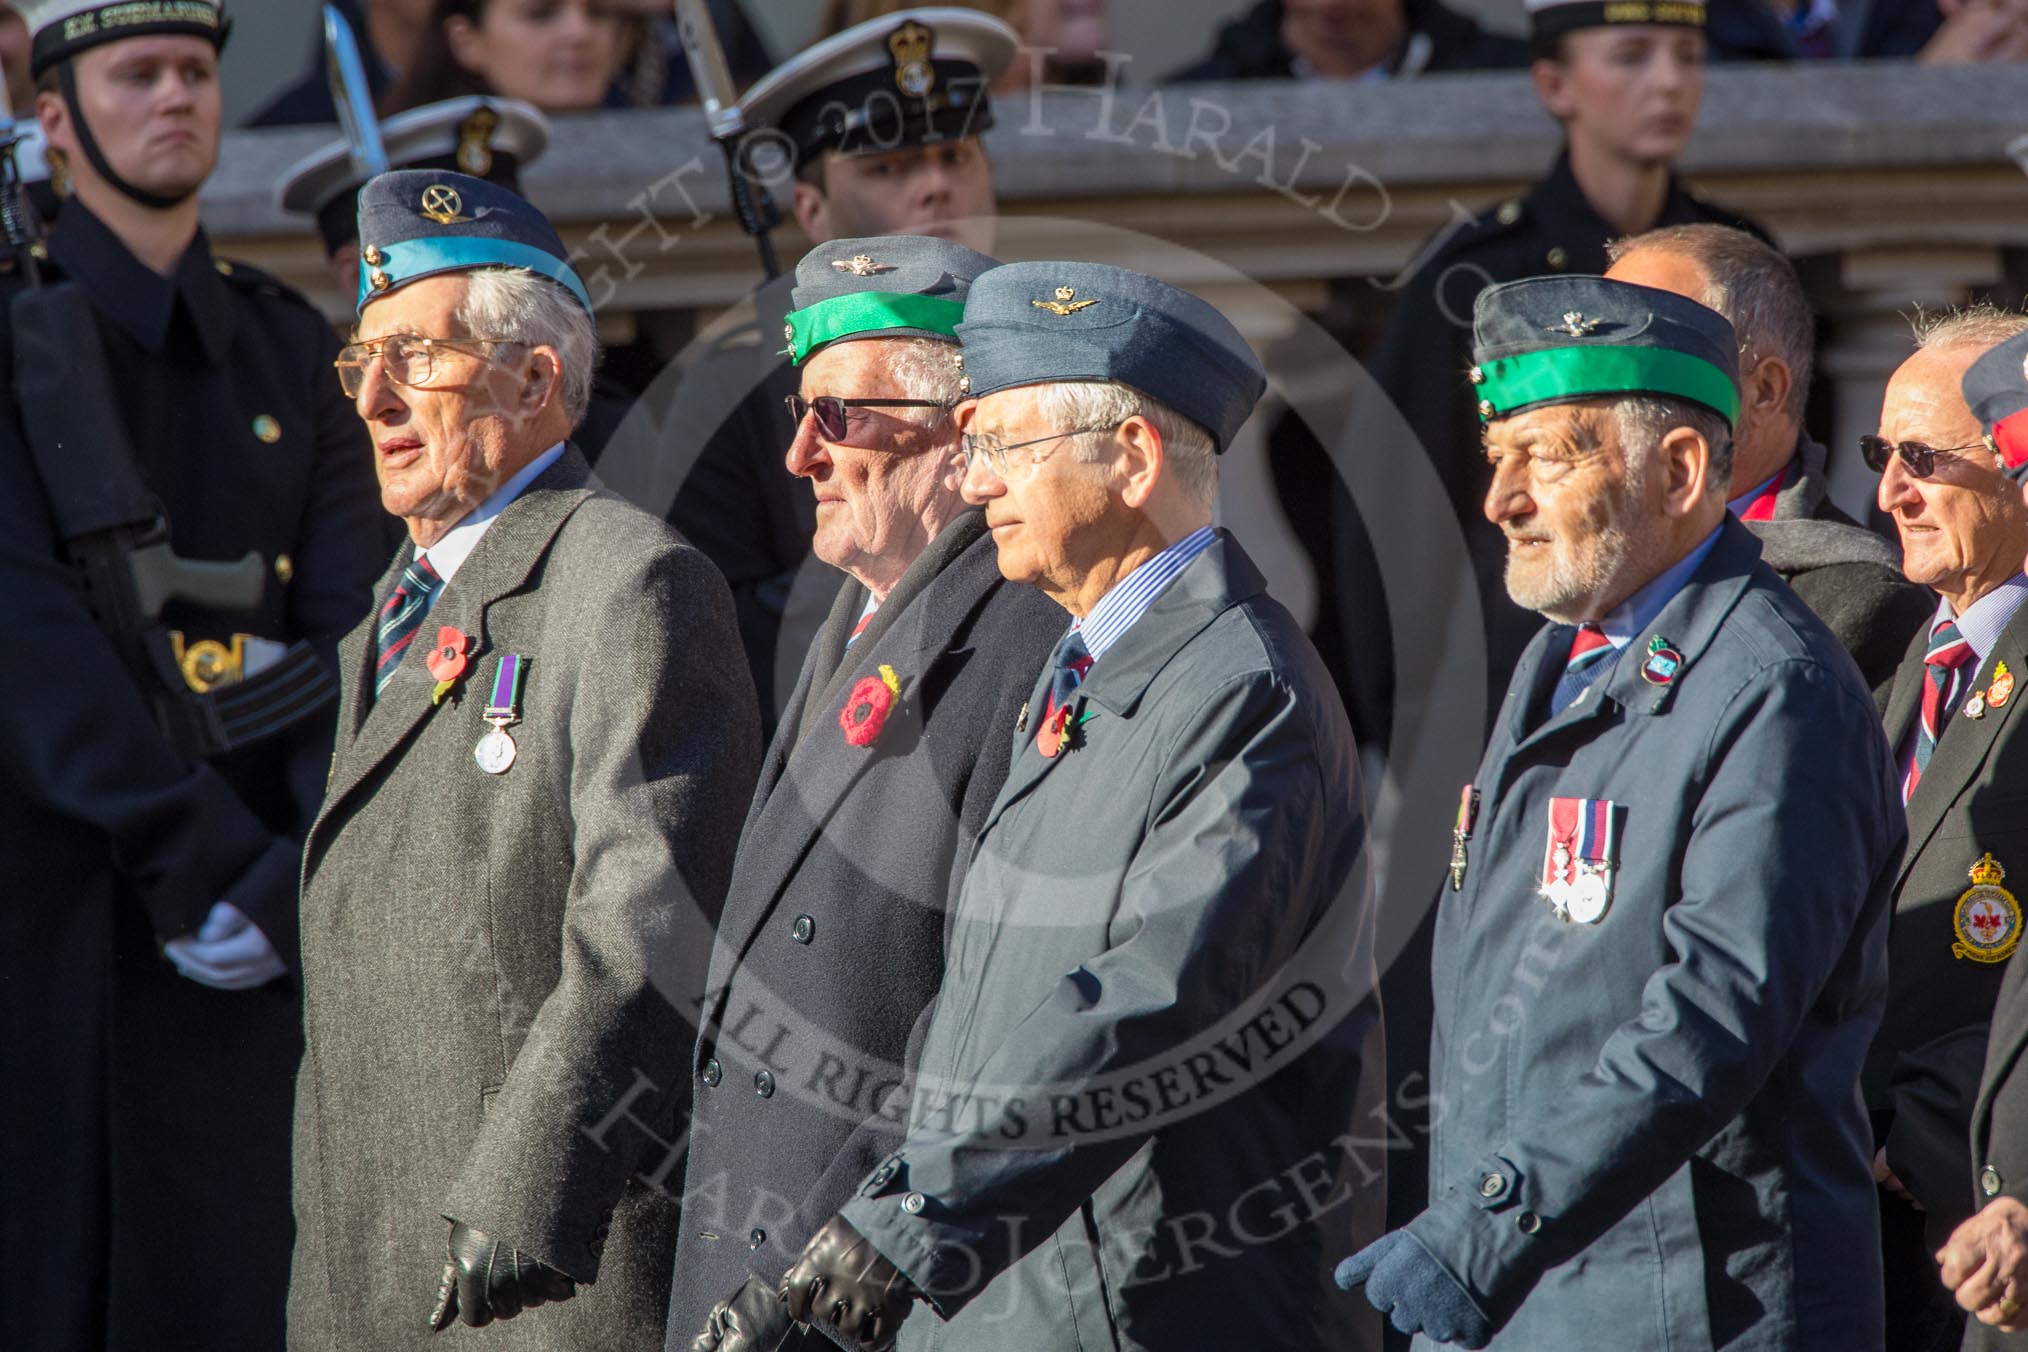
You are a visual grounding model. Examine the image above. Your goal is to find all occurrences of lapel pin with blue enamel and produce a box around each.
[1640,636,1683,687]
[474,653,526,774]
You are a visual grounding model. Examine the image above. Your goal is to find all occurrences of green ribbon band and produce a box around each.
[1477,346,1739,426]
[782,293,965,365]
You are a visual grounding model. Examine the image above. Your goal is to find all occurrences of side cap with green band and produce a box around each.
[784,235,999,367]
[1470,274,1741,427]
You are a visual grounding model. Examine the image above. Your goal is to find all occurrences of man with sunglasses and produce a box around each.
[776,261,1376,1352]
[672,234,1061,1352]
[1860,306,2028,1352]
[290,169,759,1349]
[0,4,387,1348]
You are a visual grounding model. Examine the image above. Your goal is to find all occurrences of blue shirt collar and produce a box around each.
[416,441,566,585]
[1595,525,1724,651]
[1935,573,2028,668]
[1073,525,1218,662]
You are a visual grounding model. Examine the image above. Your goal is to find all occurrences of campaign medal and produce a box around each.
[1542,796,1617,923]
[1990,661,2015,709]
[1450,783,1479,891]
[473,652,526,775]
[1953,853,2022,963]
[1640,636,1683,687]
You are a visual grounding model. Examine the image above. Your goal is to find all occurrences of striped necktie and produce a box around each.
[1034,629,1094,755]
[1905,618,1975,802]
[1551,623,1615,715]
[374,555,444,698]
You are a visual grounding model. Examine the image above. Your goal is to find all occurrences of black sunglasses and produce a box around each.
[1859,434,1988,479]
[786,394,946,443]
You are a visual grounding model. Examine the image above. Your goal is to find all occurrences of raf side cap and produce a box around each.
[1470,275,1740,426]
[956,261,1267,453]
[1963,329,2028,482]
[783,235,999,366]
[281,97,548,257]
[740,8,1017,166]
[25,0,230,76]
[1526,0,1705,44]
[355,168,590,318]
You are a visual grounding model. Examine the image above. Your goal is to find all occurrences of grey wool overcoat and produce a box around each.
[667,510,1064,1343]
[288,447,761,1350]
[838,531,1379,1352]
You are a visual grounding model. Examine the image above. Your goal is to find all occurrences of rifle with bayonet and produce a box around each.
[676,0,781,279]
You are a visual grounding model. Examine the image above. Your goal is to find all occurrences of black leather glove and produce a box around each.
[428,1219,578,1331]
[689,1275,798,1352]
[778,1214,918,1350]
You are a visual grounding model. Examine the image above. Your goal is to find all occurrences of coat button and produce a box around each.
[902,1192,927,1214]
[1983,1165,2004,1197]
[1479,1171,1508,1200]
[791,915,815,944]
[1546,246,1569,270]
[1516,1211,1541,1234]
[754,1069,775,1098]
[701,1058,722,1087]
[749,1228,766,1249]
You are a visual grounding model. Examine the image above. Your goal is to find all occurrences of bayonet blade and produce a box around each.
[324,4,389,179]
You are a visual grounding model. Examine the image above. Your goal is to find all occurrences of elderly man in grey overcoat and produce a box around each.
[289,170,759,1350]
[671,235,1062,1352]
[1337,276,1902,1350]
[774,261,1379,1351]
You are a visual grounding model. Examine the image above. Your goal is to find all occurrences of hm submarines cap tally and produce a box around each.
[954,261,1267,453]
[1470,275,1740,426]
[354,168,591,318]
[1963,329,2028,483]
[1525,0,1706,45]
[25,0,229,75]
[783,235,999,366]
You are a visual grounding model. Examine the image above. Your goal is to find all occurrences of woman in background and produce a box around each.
[386,0,634,114]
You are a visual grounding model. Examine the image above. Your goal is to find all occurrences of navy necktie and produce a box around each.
[374,555,444,698]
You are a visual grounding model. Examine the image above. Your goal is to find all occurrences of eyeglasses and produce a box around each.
[786,394,946,443]
[334,333,523,399]
[960,427,1108,479]
[1859,434,1988,479]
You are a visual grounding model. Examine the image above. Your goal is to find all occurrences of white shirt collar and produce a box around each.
[415,441,566,585]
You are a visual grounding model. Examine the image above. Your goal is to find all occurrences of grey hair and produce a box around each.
[875,337,965,429]
[1911,303,2028,353]
[453,268,600,426]
[1027,381,1218,507]
[1606,224,1815,425]
[1613,396,1735,497]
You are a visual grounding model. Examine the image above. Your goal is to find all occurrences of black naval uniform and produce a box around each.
[0,201,384,1352]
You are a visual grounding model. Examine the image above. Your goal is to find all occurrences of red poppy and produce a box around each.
[840,665,903,747]
[426,626,473,683]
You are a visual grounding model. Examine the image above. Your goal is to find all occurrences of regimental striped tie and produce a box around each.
[1550,623,1615,715]
[374,556,444,699]
[1034,629,1095,755]
[1905,618,1975,802]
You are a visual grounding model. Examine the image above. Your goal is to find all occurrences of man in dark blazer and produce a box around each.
[1861,312,2028,1351]
[776,262,1378,1351]
[1339,276,1901,1350]
[0,4,386,1348]
[1606,224,1930,699]
[289,170,759,1350]
[671,234,1062,1351]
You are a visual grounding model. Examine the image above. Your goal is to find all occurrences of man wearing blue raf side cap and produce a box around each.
[1337,274,1900,1350]
[777,261,1379,1351]
[290,167,760,1349]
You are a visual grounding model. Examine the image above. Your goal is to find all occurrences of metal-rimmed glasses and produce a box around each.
[334,333,525,399]
[1859,433,1988,479]
[960,426,1113,478]
[786,394,946,443]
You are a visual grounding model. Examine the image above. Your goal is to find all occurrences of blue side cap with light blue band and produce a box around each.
[358,237,593,316]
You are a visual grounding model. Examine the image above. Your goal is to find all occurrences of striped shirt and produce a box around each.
[1074,525,1218,662]
[1897,572,2028,780]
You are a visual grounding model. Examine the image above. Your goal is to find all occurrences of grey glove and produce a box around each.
[779,1214,918,1350]
[690,1275,798,1352]
[428,1219,577,1331]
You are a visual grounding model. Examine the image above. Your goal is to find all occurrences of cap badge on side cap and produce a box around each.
[888,21,936,98]
[419,184,472,225]
[832,254,895,277]
[456,109,498,177]
[1547,311,1603,338]
[1033,285,1099,317]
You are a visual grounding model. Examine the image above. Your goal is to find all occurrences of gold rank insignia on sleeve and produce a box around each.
[1954,853,2022,963]
[1033,286,1099,316]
